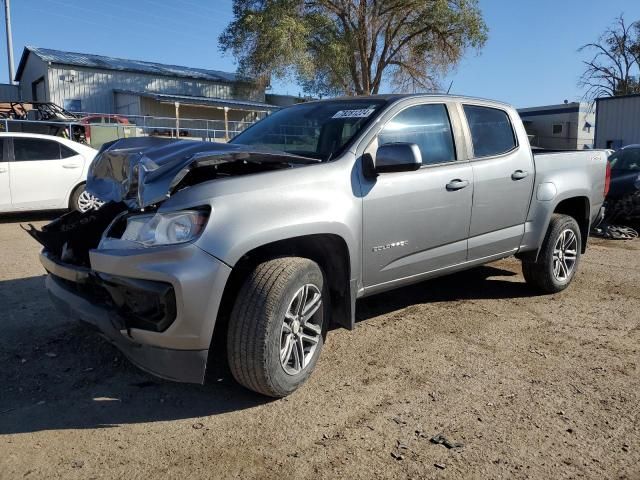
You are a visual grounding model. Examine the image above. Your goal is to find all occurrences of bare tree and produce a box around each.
[578,15,640,101]
[220,0,488,97]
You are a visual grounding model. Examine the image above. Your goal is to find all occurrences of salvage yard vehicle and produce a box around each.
[29,94,609,397]
[0,101,87,143]
[0,133,102,213]
[605,145,640,223]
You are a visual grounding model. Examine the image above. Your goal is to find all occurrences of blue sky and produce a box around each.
[1,0,639,108]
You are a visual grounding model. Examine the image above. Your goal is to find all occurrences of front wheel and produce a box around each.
[522,214,582,293]
[227,257,328,397]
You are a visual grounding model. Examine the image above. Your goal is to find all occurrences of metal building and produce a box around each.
[0,83,19,100]
[517,102,595,150]
[13,46,278,126]
[594,94,640,149]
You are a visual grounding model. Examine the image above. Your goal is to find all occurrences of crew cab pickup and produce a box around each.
[30,94,609,397]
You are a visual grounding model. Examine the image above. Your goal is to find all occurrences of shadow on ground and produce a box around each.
[355,264,533,321]
[0,210,62,225]
[0,264,535,435]
[0,275,272,435]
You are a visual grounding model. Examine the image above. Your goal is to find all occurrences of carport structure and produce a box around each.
[114,90,278,140]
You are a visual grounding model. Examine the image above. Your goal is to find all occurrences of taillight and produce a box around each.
[604,161,611,197]
[84,125,91,143]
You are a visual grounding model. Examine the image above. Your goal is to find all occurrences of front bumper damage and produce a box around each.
[27,137,316,384]
[38,243,231,384]
[45,270,207,383]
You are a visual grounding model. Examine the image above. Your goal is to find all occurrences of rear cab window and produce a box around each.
[463,105,517,158]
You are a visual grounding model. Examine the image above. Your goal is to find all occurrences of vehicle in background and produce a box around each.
[0,101,86,143]
[79,114,138,149]
[33,94,609,397]
[80,114,131,125]
[605,145,640,223]
[0,133,102,213]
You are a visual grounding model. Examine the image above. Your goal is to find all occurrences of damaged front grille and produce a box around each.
[29,204,177,332]
[24,202,128,267]
[49,271,177,333]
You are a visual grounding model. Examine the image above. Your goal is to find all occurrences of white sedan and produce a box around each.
[0,132,103,213]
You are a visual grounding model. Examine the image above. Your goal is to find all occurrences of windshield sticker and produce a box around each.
[332,108,376,119]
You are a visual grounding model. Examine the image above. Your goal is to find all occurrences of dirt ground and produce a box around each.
[0,212,638,480]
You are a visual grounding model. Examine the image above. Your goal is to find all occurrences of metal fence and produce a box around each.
[72,111,261,141]
[0,112,262,148]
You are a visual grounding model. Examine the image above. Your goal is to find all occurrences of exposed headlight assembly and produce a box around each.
[99,210,209,249]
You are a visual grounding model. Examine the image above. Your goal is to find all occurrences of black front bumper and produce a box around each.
[41,252,208,384]
[40,251,177,332]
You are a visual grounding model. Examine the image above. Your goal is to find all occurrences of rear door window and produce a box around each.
[13,138,62,161]
[59,144,78,159]
[463,105,517,158]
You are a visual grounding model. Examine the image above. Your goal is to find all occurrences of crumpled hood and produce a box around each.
[87,137,318,209]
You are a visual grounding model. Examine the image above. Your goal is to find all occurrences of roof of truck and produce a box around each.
[308,93,514,109]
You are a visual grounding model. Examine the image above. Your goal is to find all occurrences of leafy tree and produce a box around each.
[579,15,640,101]
[220,0,488,96]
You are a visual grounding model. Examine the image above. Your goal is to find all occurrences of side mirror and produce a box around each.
[374,143,422,173]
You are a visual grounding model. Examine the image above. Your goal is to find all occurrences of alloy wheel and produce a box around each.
[280,284,323,375]
[552,228,578,282]
[77,190,104,212]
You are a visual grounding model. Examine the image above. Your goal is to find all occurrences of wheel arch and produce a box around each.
[518,195,591,262]
[67,181,85,209]
[208,233,356,374]
[552,196,590,253]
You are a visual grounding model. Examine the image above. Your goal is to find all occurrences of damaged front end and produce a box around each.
[86,136,319,209]
[27,137,312,383]
[25,203,178,334]
[29,136,318,274]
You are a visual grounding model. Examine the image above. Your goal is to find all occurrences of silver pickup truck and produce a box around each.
[31,94,609,397]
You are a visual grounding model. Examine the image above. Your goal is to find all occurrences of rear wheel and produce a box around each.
[70,184,103,212]
[226,257,328,397]
[522,214,582,293]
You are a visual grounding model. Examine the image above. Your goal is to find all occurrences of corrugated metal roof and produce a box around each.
[115,90,280,112]
[16,46,239,83]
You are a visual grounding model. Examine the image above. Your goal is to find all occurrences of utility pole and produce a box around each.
[3,0,15,84]
[174,101,180,138]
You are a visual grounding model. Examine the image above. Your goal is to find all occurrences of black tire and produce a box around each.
[227,257,328,397]
[69,184,86,212]
[522,214,582,293]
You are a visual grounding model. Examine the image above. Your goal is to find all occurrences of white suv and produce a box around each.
[0,133,101,213]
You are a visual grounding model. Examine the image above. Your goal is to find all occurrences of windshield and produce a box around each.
[230,99,388,161]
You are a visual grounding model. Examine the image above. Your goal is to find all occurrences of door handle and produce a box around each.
[511,170,529,180]
[446,179,470,191]
[62,164,80,169]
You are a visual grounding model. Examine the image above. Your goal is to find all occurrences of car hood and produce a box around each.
[86,137,319,209]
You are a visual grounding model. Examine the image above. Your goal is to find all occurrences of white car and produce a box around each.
[0,132,102,213]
